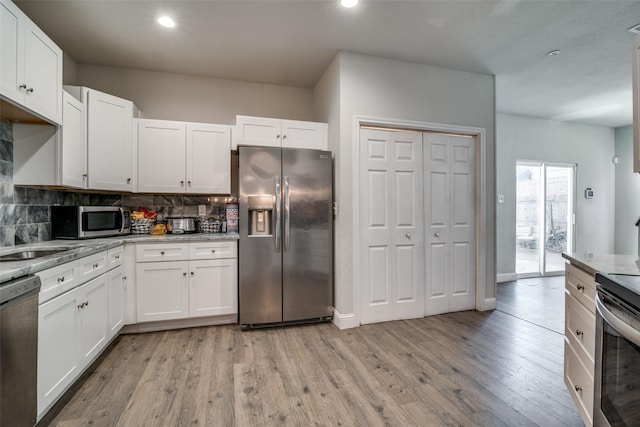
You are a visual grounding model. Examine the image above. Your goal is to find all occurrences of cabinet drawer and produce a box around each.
[108,245,124,269]
[37,260,78,304]
[565,291,596,365]
[75,251,108,284]
[188,241,237,260]
[564,338,594,426]
[136,243,188,262]
[566,263,596,314]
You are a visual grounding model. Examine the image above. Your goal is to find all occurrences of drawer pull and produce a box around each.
[161,251,165,255]
[93,263,99,269]
[57,276,65,283]
[115,255,120,260]
[575,385,582,393]
[211,250,216,253]
[183,272,187,276]
[576,329,584,337]
[576,284,584,292]
[190,272,194,276]
[77,301,89,309]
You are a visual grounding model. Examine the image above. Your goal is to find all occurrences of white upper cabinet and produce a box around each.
[65,86,137,192]
[138,118,231,194]
[633,36,640,173]
[59,90,86,188]
[235,115,328,151]
[0,0,62,124]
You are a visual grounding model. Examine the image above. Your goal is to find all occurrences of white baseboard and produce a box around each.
[332,308,358,329]
[479,297,497,311]
[497,273,517,283]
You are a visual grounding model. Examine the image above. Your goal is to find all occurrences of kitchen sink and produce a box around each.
[0,249,71,262]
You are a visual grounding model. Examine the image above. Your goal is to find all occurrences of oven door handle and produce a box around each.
[596,292,640,347]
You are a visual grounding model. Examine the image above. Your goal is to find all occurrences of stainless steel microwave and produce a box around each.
[51,206,131,239]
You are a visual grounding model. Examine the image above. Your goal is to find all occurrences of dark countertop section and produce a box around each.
[596,272,640,311]
[562,252,640,277]
[0,233,239,283]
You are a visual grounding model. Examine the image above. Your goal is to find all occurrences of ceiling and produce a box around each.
[14,0,640,128]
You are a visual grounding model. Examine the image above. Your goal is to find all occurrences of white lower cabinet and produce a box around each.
[107,265,125,339]
[564,263,596,427]
[37,246,123,421]
[136,241,238,323]
[136,260,189,322]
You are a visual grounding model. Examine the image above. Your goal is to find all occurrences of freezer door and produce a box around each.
[282,148,333,322]
[239,146,283,325]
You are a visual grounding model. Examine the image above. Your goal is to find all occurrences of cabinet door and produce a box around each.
[77,274,109,365]
[23,18,62,124]
[37,286,81,418]
[136,261,189,322]
[60,91,87,188]
[0,0,24,105]
[236,115,282,147]
[186,123,231,194]
[107,265,125,339]
[281,119,328,151]
[122,244,137,325]
[87,90,134,191]
[189,258,237,318]
[138,119,187,193]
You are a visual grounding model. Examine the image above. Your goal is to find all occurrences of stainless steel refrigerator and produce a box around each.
[239,146,333,328]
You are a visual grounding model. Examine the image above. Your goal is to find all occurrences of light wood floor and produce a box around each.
[45,298,582,426]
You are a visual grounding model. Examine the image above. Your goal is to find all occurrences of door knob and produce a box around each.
[405,233,411,239]
[434,232,440,238]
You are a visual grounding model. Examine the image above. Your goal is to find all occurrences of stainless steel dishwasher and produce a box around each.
[1,274,41,427]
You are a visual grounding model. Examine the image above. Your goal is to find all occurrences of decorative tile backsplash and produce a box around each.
[0,120,233,247]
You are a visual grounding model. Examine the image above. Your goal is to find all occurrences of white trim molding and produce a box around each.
[332,308,358,330]
[480,297,497,311]
[497,273,517,283]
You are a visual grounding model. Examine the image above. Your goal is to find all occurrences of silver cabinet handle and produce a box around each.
[275,176,281,252]
[57,276,65,283]
[26,87,34,93]
[434,232,440,238]
[284,176,290,251]
[19,84,27,89]
[576,284,584,292]
[576,329,583,337]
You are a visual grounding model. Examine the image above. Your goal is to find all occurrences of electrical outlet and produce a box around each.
[198,205,206,216]
[497,194,505,204]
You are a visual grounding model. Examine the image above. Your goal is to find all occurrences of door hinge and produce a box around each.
[333,202,338,217]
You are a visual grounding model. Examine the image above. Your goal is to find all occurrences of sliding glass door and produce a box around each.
[515,162,574,277]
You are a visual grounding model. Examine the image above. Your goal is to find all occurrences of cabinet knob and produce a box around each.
[126,177,132,184]
[85,301,89,307]
[93,263,99,269]
[180,180,184,186]
[434,232,440,238]
[19,84,27,90]
[283,134,287,139]
[576,329,584,337]
[406,233,412,239]
[123,276,127,280]
[115,255,120,260]
[82,174,87,180]
[160,251,165,255]
[211,249,216,253]
[57,276,65,283]
[190,272,194,276]
[188,181,191,186]
[26,87,34,94]
[574,385,582,393]
[183,272,187,276]
[276,134,280,139]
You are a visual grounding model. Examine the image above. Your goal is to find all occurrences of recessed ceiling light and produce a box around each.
[340,0,359,8]
[547,49,561,57]
[157,16,176,28]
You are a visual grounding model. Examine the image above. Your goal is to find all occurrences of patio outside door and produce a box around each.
[515,162,575,277]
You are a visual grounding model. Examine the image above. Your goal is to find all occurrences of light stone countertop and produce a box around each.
[562,252,640,277]
[0,233,239,284]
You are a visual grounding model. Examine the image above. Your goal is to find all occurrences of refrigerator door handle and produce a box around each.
[275,176,281,252]
[284,176,290,252]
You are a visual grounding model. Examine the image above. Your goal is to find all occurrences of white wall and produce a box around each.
[315,51,496,322]
[496,113,615,276]
[614,125,640,255]
[75,64,315,124]
[62,52,77,85]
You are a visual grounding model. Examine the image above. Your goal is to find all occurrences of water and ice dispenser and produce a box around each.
[248,196,273,236]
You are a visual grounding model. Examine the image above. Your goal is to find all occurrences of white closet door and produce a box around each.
[424,133,476,316]
[360,128,424,324]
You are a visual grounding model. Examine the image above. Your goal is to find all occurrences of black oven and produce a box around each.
[594,273,640,427]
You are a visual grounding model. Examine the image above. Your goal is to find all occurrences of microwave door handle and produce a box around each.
[275,176,281,252]
[596,293,640,347]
